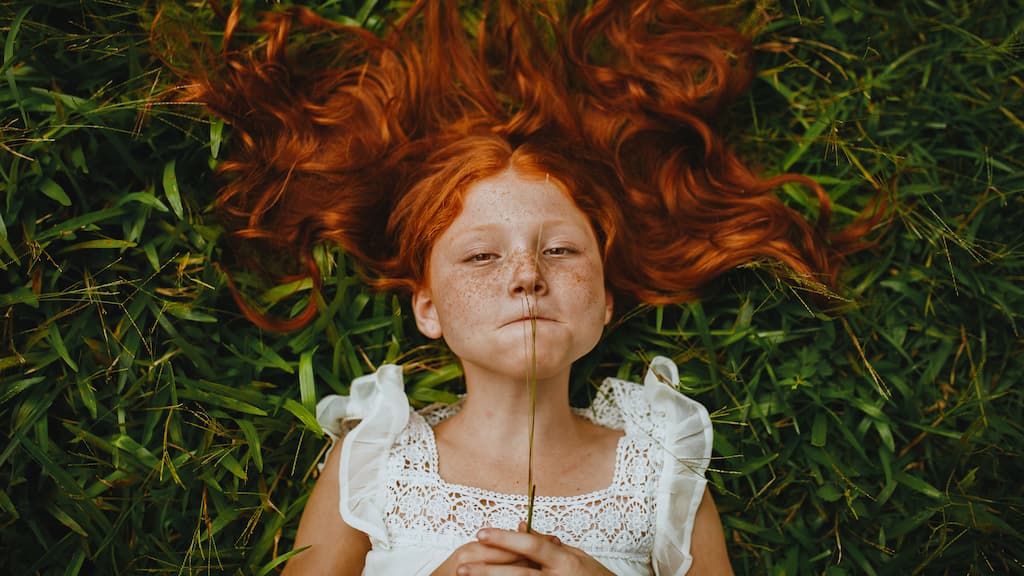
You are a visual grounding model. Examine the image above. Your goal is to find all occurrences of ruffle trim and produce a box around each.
[644,357,712,576]
[315,364,409,543]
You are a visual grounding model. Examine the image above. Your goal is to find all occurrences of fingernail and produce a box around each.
[457,567,469,576]
[477,529,490,541]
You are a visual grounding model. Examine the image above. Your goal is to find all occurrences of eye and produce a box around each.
[466,253,498,263]
[543,246,576,256]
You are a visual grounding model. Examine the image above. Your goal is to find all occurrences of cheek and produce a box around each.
[565,262,607,314]
[435,273,497,328]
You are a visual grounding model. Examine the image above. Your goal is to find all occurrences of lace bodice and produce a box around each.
[383,400,659,562]
[316,357,712,576]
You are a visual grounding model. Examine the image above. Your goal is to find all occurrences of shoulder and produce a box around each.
[418,397,463,426]
[283,436,371,576]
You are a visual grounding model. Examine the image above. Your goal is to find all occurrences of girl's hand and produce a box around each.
[456,527,615,575]
[429,540,531,576]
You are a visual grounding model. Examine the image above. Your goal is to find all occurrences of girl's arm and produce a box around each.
[687,487,733,575]
[281,441,371,576]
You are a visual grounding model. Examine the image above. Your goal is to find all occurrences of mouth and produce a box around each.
[503,316,558,327]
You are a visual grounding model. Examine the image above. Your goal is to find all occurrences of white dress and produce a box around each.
[316,357,712,576]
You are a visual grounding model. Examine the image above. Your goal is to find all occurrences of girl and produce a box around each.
[164,0,874,573]
[303,139,731,575]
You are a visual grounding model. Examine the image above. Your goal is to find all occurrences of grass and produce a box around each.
[1,0,1022,574]
[524,296,538,535]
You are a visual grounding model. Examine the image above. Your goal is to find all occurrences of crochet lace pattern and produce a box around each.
[380,381,664,563]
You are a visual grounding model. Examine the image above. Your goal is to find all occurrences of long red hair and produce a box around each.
[156,0,877,331]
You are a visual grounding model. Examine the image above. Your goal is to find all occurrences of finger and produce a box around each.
[517,521,561,546]
[456,541,530,566]
[476,529,565,567]
[456,563,541,576]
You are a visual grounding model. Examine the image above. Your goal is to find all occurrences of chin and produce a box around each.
[500,348,583,381]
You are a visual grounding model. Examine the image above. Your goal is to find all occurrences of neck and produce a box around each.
[454,363,580,451]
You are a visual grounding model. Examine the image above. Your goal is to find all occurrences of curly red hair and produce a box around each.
[157,0,877,331]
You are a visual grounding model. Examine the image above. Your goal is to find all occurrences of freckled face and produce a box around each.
[412,167,613,381]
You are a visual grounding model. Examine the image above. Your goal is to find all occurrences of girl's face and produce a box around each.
[412,167,613,382]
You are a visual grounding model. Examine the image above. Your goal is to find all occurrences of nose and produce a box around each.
[508,251,547,297]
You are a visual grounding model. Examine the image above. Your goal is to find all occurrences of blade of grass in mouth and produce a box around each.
[524,229,542,534]
[524,296,537,534]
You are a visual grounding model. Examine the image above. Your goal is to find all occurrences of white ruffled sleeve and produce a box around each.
[644,356,714,576]
[314,364,409,545]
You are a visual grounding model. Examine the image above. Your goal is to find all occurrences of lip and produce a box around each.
[502,316,559,327]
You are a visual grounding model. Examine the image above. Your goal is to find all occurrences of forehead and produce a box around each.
[450,168,590,230]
